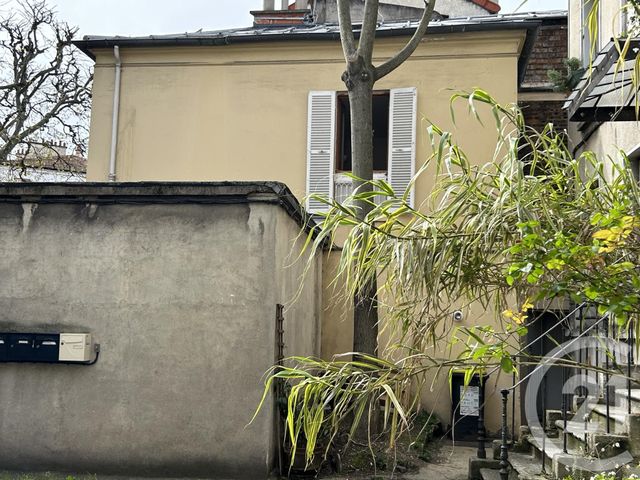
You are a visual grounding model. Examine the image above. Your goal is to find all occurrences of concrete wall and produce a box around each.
[314,0,428,23]
[574,121,640,180]
[567,0,639,172]
[313,0,489,23]
[380,0,490,17]
[0,183,321,479]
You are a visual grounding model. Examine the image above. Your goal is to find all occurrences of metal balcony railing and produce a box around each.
[333,172,388,204]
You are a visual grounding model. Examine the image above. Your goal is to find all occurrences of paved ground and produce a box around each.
[323,444,476,480]
[0,444,478,480]
[405,445,475,480]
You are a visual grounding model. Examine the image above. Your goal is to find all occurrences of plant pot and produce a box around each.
[283,441,326,475]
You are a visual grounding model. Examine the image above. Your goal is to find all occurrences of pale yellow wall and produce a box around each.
[87,30,525,435]
[88,31,523,205]
[321,247,520,434]
[569,0,580,58]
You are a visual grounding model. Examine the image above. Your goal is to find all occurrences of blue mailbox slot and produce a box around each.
[0,335,7,362]
[8,334,34,362]
[34,334,60,362]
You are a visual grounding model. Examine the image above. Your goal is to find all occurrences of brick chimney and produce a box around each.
[251,0,312,27]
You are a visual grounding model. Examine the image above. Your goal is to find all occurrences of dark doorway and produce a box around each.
[521,310,566,422]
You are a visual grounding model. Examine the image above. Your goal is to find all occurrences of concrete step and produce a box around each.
[553,419,628,459]
[590,404,628,434]
[554,419,603,440]
[616,388,640,412]
[527,427,581,463]
[508,451,547,480]
[525,429,625,479]
[479,468,502,480]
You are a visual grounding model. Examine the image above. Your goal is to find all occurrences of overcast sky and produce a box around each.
[4,0,567,37]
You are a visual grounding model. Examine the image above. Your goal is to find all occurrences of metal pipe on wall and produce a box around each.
[108,46,122,182]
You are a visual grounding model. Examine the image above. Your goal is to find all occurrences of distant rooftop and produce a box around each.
[74,10,567,56]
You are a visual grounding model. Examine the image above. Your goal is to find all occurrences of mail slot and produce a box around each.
[8,334,34,362]
[34,334,60,362]
[0,332,94,364]
[0,335,7,362]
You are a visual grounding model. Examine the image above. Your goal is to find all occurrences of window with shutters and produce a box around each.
[306,88,416,213]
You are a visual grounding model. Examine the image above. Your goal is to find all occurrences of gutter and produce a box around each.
[73,20,544,60]
[517,24,539,88]
[109,46,122,182]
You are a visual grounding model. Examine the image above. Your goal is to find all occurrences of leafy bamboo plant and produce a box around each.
[254,90,640,468]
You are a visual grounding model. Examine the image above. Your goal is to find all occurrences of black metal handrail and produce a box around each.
[498,311,612,480]
[474,302,588,460]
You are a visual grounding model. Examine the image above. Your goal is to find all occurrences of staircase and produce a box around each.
[475,391,640,480]
[470,304,640,480]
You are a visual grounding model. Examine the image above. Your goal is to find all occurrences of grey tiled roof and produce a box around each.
[565,39,640,122]
[75,10,567,50]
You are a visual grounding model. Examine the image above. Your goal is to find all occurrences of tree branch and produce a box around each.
[374,0,436,81]
[0,0,91,166]
[358,0,379,63]
[337,0,357,61]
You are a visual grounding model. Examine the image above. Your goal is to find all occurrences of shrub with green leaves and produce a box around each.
[255,90,640,468]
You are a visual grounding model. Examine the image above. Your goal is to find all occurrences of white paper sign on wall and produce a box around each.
[459,385,480,416]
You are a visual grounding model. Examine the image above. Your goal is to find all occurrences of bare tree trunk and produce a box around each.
[346,63,378,356]
[336,0,436,357]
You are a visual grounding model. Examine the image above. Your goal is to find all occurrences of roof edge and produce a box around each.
[73,19,545,58]
[0,181,326,247]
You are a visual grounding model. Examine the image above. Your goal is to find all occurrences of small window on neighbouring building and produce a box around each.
[335,91,390,172]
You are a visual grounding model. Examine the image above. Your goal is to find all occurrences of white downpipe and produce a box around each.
[108,45,122,182]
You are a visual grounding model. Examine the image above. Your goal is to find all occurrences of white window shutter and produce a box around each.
[306,91,336,213]
[388,87,417,208]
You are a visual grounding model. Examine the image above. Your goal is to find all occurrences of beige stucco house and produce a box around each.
[74,0,566,458]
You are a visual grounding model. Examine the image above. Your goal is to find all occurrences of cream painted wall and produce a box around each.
[87,29,524,434]
[321,247,520,434]
[87,31,523,205]
[577,121,640,182]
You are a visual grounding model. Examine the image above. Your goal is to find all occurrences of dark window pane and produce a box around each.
[335,91,389,172]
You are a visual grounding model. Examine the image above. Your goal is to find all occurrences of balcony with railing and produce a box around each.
[333,172,388,205]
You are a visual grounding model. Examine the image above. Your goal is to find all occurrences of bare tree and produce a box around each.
[337,0,436,356]
[0,0,91,179]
